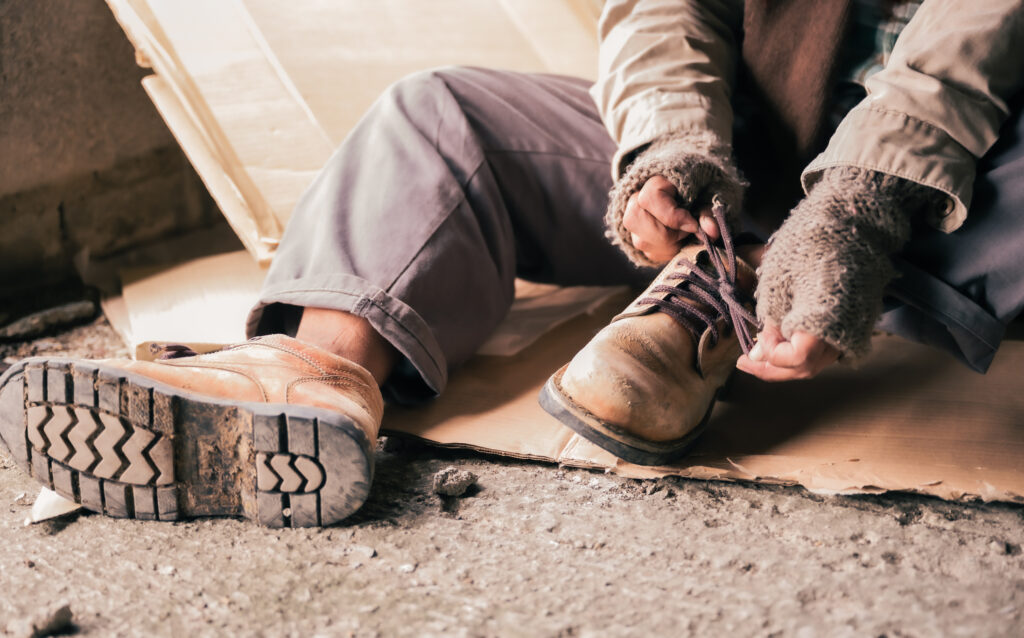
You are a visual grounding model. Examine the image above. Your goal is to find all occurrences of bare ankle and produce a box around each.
[295,308,396,385]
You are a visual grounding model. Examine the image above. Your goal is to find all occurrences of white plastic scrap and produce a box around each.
[24,488,83,526]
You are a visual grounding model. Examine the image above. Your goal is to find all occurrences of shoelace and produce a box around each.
[150,337,288,361]
[149,343,200,360]
[639,196,760,355]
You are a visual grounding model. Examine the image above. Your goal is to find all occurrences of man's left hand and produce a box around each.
[736,324,840,381]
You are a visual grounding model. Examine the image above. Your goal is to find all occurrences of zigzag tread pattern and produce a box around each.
[67,408,100,471]
[42,407,76,463]
[27,402,174,486]
[27,405,51,452]
[120,427,157,484]
[92,412,128,479]
[257,452,325,493]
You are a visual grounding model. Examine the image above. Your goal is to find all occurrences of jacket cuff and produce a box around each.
[802,106,973,232]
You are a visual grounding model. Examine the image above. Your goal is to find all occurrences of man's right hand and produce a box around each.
[622,175,722,265]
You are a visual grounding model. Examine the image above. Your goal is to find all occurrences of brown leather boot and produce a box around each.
[540,213,757,466]
[0,335,382,527]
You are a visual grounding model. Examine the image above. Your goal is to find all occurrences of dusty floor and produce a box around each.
[1,317,1023,637]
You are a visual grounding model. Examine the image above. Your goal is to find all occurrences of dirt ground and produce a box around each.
[1,316,1023,637]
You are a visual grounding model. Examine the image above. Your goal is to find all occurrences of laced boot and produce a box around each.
[540,201,758,465]
[0,335,382,527]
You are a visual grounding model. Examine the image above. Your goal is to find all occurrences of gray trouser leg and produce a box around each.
[880,94,1024,372]
[247,67,652,402]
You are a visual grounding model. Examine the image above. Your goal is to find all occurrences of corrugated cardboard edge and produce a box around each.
[140,75,271,265]
[138,0,330,233]
[105,0,329,263]
[106,0,276,260]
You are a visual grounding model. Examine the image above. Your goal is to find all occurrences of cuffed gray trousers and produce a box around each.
[247,67,1024,403]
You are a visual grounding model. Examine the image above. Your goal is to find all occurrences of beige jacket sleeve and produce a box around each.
[803,0,1024,232]
[590,0,744,178]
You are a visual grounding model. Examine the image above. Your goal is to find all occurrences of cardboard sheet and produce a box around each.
[385,298,1024,504]
[478,282,628,357]
[116,251,266,358]
[105,0,601,263]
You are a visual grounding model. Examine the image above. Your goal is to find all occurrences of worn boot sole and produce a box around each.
[539,365,714,467]
[0,358,373,527]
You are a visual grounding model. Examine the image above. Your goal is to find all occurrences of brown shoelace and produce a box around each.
[149,343,200,360]
[639,197,760,354]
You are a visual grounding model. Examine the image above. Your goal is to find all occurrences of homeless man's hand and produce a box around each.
[622,176,723,264]
[737,324,839,381]
[605,131,745,267]
[737,166,947,382]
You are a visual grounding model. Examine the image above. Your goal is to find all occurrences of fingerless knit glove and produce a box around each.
[755,166,946,359]
[605,131,746,268]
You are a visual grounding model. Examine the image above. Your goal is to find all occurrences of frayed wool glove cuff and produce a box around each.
[755,166,947,359]
[605,131,746,268]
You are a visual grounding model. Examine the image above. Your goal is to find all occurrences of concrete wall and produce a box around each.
[0,0,223,298]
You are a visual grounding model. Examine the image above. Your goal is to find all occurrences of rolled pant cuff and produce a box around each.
[246,273,448,402]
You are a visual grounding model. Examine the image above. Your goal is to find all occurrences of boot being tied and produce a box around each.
[540,199,758,466]
[0,335,382,528]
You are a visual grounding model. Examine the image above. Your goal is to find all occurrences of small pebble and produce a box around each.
[398,563,417,574]
[432,466,478,497]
